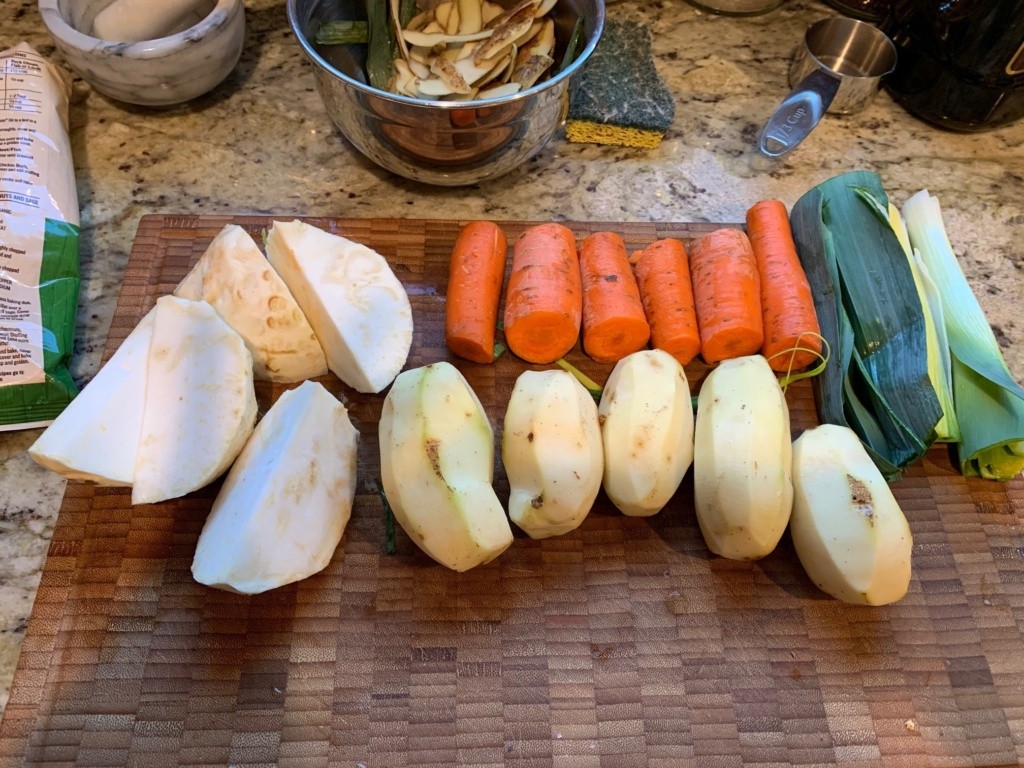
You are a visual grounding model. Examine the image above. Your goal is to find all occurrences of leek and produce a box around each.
[555,358,603,401]
[316,20,369,45]
[365,0,393,91]
[903,190,1024,480]
[790,171,942,481]
[888,203,960,442]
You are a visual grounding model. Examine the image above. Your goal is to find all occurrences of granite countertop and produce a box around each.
[1,0,1022,717]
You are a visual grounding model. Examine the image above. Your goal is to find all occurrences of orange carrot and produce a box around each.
[688,228,763,364]
[578,232,650,363]
[630,238,701,365]
[746,200,822,372]
[446,221,509,364]
[503,223,582,364]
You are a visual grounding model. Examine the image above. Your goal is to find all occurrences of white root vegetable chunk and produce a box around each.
[174,224,327,383]
[379,362,512,571]
[29,309,155,486]
[693,354,793,560]
[600,350,694,517]
[266,220,413,394]
[132,296,257,505]
[790,424,913,605]
[191,380,359,595]
[502,369,603,539]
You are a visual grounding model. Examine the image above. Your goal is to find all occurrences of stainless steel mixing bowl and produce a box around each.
[287,0,604,186]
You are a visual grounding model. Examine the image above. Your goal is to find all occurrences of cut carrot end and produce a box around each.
[583,318,650,363]
[658,337,701,367]
[700,324,764,364]
[506,311,580,364]
[447,336,494,364]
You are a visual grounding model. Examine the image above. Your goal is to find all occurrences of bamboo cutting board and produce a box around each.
[2,215,1023,768]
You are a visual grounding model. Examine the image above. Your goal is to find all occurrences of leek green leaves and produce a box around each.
[790,171,942,481]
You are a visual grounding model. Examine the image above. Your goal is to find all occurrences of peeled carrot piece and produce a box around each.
[503,223,582,364]
[446,221,509,364]
[631,238,701,366]
[689,228,763,364]
[578,232,650,363]
[746,200,822,372]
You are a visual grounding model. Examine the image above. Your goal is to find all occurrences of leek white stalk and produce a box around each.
[888,203,959,442]
[903,190,1024,480]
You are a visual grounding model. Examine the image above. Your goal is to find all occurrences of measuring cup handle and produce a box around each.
[759,70,841,157]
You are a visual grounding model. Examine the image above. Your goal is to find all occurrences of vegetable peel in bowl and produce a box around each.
[317,0,574,100]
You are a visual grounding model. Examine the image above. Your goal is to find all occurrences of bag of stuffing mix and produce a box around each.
[0,43,80,430]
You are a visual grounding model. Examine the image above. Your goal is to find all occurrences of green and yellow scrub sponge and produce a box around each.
[566,20,676,149]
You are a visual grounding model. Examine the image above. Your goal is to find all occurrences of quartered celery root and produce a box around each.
[502,369,603,539]
[192,381,359,595]
[599,350,694,517]
[790,424,913,605]
[29,309,156,486]
[174,224,328,384]
[693,354,793,560]
[266,220,413,394]
[903,190,1024,481]
[379,362,513,571]
[132,297,257,506]
[30,296,258,506]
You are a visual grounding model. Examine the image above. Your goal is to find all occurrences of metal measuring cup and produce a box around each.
[759,17,897,157]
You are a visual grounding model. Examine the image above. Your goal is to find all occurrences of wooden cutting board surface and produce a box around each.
[2,215,1024,768]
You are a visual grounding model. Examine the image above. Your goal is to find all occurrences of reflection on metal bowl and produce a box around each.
[288,0,603,186]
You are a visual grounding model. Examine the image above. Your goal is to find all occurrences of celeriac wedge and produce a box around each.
[790,424,913,605]
[266,220,413,394]
[132,296,257,505]
[379,362,512,571]
[600,350,693,517]
[693,354,793,560]
[191,380,359,594]
[502,369,602,538]
[29,309,155,485]
[175,224,327,383]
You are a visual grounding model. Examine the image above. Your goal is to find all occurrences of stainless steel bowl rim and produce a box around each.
[40,0,239,57]
[286,0,604,109]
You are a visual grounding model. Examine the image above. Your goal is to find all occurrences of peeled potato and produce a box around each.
[693,355,793,560]
[599,350,693,517]
[790,424,913,605]
[379,362,512,571]
[502,369,603,538]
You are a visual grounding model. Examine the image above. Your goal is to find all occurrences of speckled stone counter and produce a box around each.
[1,0,1022,715]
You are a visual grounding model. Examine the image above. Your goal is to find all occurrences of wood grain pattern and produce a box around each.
[2,215,1023,767]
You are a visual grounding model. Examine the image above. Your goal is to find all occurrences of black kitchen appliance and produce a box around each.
[883,0,1024,131]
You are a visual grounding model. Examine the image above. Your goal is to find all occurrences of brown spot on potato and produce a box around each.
[848,475,874,525]
[426,438,443,479]
[531,494,543,509]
